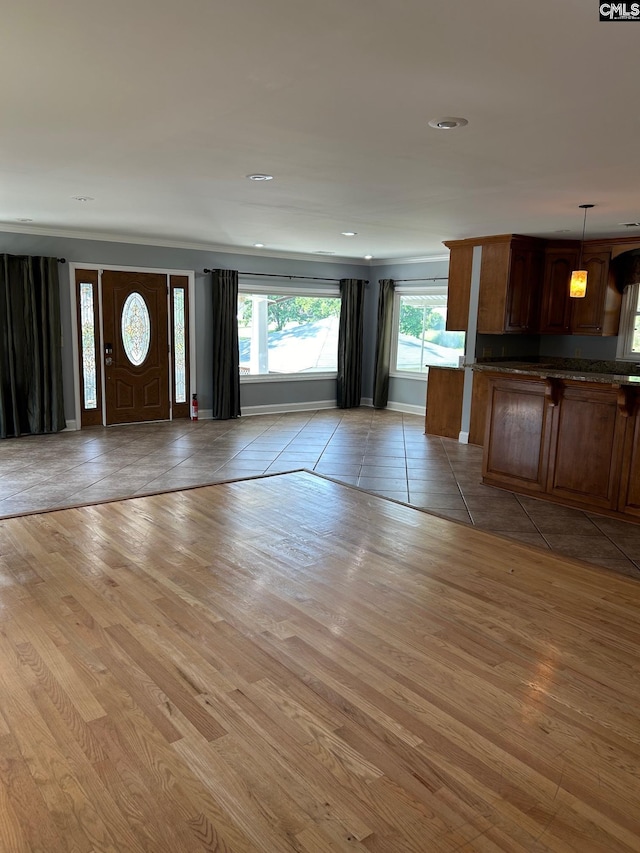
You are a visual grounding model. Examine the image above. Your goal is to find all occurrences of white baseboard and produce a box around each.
[386,401,426,416]
[458,431,469,444]
[63,419,78,431]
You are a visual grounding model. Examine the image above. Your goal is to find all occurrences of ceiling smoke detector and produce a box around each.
[428,117,468,130]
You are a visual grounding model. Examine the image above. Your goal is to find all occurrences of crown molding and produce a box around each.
[0,223,365,266]
[370,253,449,265]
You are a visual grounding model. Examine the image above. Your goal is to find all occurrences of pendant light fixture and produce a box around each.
[569,204,594,298]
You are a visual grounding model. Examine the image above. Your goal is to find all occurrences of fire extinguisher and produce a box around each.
[191,393,198,421]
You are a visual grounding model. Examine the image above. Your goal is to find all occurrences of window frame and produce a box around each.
[616,282,640,362]
[389,284,461,379]
[237,279,341,382]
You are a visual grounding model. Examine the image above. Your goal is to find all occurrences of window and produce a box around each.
[238,284,340,378]
[391,286,465,376]
[617,283,640,361]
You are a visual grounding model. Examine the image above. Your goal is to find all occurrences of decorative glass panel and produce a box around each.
[80,282,97,409]
[173,288,186,402]
[121,292,151,366]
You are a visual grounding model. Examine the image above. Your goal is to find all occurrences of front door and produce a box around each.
[102,270,170,425]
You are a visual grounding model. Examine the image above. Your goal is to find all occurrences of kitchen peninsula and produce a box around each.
[475,358,640,522]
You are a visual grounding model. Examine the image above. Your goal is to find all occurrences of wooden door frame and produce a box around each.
[69,263,196,430]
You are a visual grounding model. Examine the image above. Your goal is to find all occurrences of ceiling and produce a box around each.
[2,0,640,261]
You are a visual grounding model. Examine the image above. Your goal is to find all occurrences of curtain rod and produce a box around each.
[393,276,447,282]
[204,269,368,284]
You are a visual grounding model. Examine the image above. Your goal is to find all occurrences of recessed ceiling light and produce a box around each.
[246,174,273,181]
[314,250,335,255]
[341,231,358,237]
[16,217,33,222]
[619,222,640,228]
[364,254,373,260]
[253,242,265,248]
[428,117,468,130]
[72,195,94,202]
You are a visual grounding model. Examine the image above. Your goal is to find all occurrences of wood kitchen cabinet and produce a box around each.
[570,251,620,335]
[481,371,640,523]
[445,244,473,331]
[539,247,621,336]
[546,382,625,510]
[477,236,545,334]
[616,389,640,518]
[539,247,578,334]
[425,367,464,438]
[482,375,550,493]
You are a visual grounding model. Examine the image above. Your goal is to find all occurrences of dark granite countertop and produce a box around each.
[470,357,640,387]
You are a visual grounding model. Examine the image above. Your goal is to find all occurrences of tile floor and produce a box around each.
[1,408,639,579]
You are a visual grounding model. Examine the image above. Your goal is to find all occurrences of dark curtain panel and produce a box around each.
[337,278,366,409]
[0,255,65,439]
[372,279,395,408]
[211,269,241,419]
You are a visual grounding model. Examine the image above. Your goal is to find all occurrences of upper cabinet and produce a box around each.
[445,244,473,331]
[444,234,625,337]
[539,247,578,334]
[539,246,621,336]
[476,236,545,334]
[570,251,620,335]
[444,235,545,334]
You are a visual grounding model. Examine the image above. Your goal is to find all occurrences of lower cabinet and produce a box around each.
[546,383,625,511]
[425,367,464,439]
[483,377,550,492]
[618,408,640,518]
[481,372,640,522]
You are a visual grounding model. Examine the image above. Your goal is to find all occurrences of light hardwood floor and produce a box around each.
[0,471,639,851]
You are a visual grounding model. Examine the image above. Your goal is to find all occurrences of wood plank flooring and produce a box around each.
[0,470,639,852]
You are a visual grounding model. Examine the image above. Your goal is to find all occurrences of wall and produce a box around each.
[369,256,449,412]
[0,230,369,421]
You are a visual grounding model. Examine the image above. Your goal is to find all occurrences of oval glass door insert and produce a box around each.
[121,292,151,366]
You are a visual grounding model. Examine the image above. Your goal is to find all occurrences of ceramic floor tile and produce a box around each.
[411,494,468,511]
[359,465,407,478]
[357,477,410,491]
[541,534,626,560]
[467,511,541,533]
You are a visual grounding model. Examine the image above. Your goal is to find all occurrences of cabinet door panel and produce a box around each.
[539,250,576,334]
[547,386,623,509]
[483,378,549,491]
[425,368,464,438]
[504,248,542,332]
[446,245,473,331]
[618,403,640,517]
[570,252,610,335]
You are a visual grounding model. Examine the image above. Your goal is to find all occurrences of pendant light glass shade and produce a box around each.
[569,204,594,299]
[569,269,587,298]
